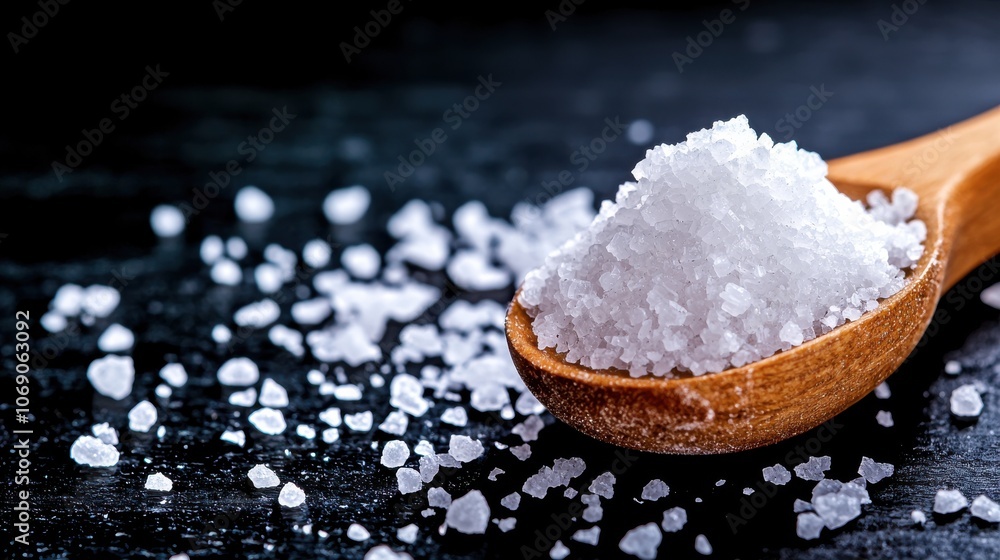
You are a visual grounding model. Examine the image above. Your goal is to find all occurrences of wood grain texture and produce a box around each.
[506,107,1000,454]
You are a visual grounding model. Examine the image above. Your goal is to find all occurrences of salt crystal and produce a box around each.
[397,524,418,544]
[813,490,862,529]
[427,487,452,508]
[910,509,926,525]
[150,205,185,237]
[307,370,325,385]
[982,283,1000,309]
[234,299,280,328]
[389,374,429,417]
[217,357,260,386]
[155,384,172,398]
[128,401,157,432]
[234,185,274,222]
[159,363,188,387]
[515,392,546,416]
[419,455,439,482]
[641,479,670,501]
[291,298,331,325]
[87,355,135,400]
[212,324,232,343]
[447,250,511,291]
[334,385,363,401]
[445,490,490,534]
[970,495,1000,522]
[255,263,283,293]
[342,244,382,279]
[397,468,422,494]
[278,482,306,507]
[501,492,521,510]
[876,410,894,427]
[229,388,257,407]
[858,457,894,484]
[661,507,687,532]
[92,423,118,445]
[944,360,962,375]
[51,284,85,315]
[296,424,316,439]
[550,541,570,559]
[211,259,243,286]
[510,444,532,461]
[743,487,755,495]
[248,408,287,435]
[496,518,517,532]
[169,554,190,560]
[248,464,280,487]
[796,512,825,540]
[934,489,968,514]
[322,428,340,443]
[762,463,791,485]
[98,323,134,352]
[324,185,370,224]
[302,239,332,269]
[519,116,924,376]
[145,472,173,491]
[874,382,891,399]
[627,119,654,145]
[793,499,814,512]
[347,523,371,541]
[381,440,410,468]
[619,522,661,560]
[379,411,409,436]
[589,472,616,499]
[582,494,604,522]
[794,456,831,481]
[40,311,67,332]
[344,411,373,432]
[449,435,484,463]
[441,407,468,427]
[512,414,544,442]
[221,429,246,447]
[200,236,225,264]
[70,435,120,467]
[319,407,342,427]
[307,323,382,366]
[950,384,984,417]
[83,285,120,317]
[258,379,289,408]
[269,325,304,357]
[364,545,413,560]
[488,467,504,481]
[564,487,578,499]
[694,534,712,555]
[716,479,726,487]
[572,526,600,545]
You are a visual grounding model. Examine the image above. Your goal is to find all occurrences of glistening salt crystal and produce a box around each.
[950,384,983,418]
[128,401,157,432]
[145,472,173,491]
[381,440,410,468]
[70,435,120,467]
[278,482,306,507]
[98,323,134,352]
[933,489,968,514]
[444,490,489,534]
[248,408,287,435]
[150,205,186,237]
[87,355,135,400]
[159,363,188,387]
[618,522,661,560]
[520,116,925,376]
[217,357,260,386]
[324,185,371,224]
[234,186,275,222]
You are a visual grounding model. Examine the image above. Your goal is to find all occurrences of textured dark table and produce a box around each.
[2,2,1000,559]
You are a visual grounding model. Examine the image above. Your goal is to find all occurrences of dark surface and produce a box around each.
[2,1,1000,559]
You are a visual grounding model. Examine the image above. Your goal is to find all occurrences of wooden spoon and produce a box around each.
[505,107,1000,454]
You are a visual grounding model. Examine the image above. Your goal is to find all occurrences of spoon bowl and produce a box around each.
[506,107,1000,454]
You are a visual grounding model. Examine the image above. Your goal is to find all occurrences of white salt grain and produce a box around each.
[381,440,410,468]
[661,507,687,532]
[296,424,316,439]
[212,324,232,343]
[229,388,257,407]
[572,526,600,545]
[319,407,342,427]
[874,382,891,399]
[322,428,340,443]
[40,311,67,332]
[342,244,382,280]
[858,457,895,484]
[627,119,654,145]
[258,379,289,408]
[641,479,670,501]
[248,408,287,435]
[550,541,570,560]
[763,464,792,485]
[145,472,173,491]
[582,494,603,522]
[344,411,374,432]
[397,468,422,494]
[496,518,517,532]
[255,263,283,293]
[70,435,120,467]
[291,298,331,325]
[279,482,306,507]
[221,430,246,447]
[347,523,371,541]
[694,534,712,555]
[876,410,894,427]
[440,407,468,427]
[794,456,832,481]
[934,489,968,514]
[128,401,157,432]
[971,495,1000,522]
[487,467,504,481]
[445,490,490,534]
[234,186,274,222]
[397,524,418,544]
[501,492,521,510]
[211,259,243,286]
[87,355,135,400]
[950,384,984,418]
[324,185,371,224]
[200,236,225,264]
[619,522,661,560]
[91,423,118,445]
[510,444,532,461]
[910,509,926,525]
[98,323,134,352]
[944,360,962,375]
[150,205,185,237]
[427,487,452,508]
[302,239,332,269]
[589,472,616,499]
[159,363,188,387]
[234,299,280,328]
[364,545,413,560]
[520,116,924,376]
[449,435,484,463]
[83,285,121,318]
[248,464,280,488]
[796,512,825,540]
[217,357,260,386]
[512,414,544,442]
[378,411,408,436]
[981,283,1000,309]
[155,384,172,398]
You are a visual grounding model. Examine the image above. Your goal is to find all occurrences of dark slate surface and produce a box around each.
[2,1,1000,558]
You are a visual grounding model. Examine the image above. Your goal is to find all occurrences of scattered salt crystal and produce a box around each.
[255,263,283,293]
[364,545,413,560]
[87,355,135,400]
[515,392,546,416]
[627,119,655,145]
[397,468,422,494]
[716,479,726,487]
[322,428,340,443]
[441,407,468,427]
[234,186,275,222]
[589,472,616,499]
[762,463,791,485]
[342,244,382,280]
[229,388,257,407]
[582,494,604,522]
[150,205,185,237]
[449,435,484,463]
[217,357,260,386]
[169,554,190,560]
[389,374,429,417]
[796,512,825,540]
[211,259,243,286]
[793,499,814,512]
[278,482,306,507]
[212,324,232,343]
[98,323,134,352]
[876,410,894,427]
[381,440,410,468]
[258,379,289,408]
[910,509,926,525]
[296,424,316,439]
[445,490,490,534]
[159,363,188,387]
[397,524,418,544]
[302,239,332,269]
[128,401,157,432]
[324,185,370,224]
[92,423,118,445]
[427,487,452,508]
[564,487,578,499]
[155,384,172,398]
[619,522,661,560]
[319,407,342,427]
[512,415,544,442]
[51,284,85,315]
[344,411,374,432]
[307,370,325,385]
[200,235,225,264]
[743,487,755,495]
[981,283,1000,309]
[661,507,687,532]
[950,384,984,418]
[496,518,517,532]
[334,385,363,401]
[268,325,305,357]
[291,298,331,326]
[970,495,1000,522]
[447,250,511,291]
[83,285,121,318]
[858,457,895,484]
[418,455,439,483]
[248,464,280,488]
[145,472,173,491]
[944,360,962,375]
[934,489,968,514]
[248,408,287,435]
[221,429,246,447]
[794,456,831,481]
[307,323,382,366]
[234,299,280,328]
[812,490,862,529]
[70,435,120,467]
[501,492,521,510]
[641,479,670,501]
[40,311,66,332]
[572,526,600,545]
[694,534,712,555]
[379,411,409,436]
[488,467,504,481]
[347,523,371,541]
[510,444,532,461]
[550,541,570,560]
[874,382,891,399]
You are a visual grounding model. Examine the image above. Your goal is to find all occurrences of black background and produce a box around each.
[2,0,1000,558]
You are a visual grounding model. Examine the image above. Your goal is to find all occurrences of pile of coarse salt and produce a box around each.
[521,116,926,376]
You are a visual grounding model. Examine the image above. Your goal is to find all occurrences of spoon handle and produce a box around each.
[828,106,1000,288]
